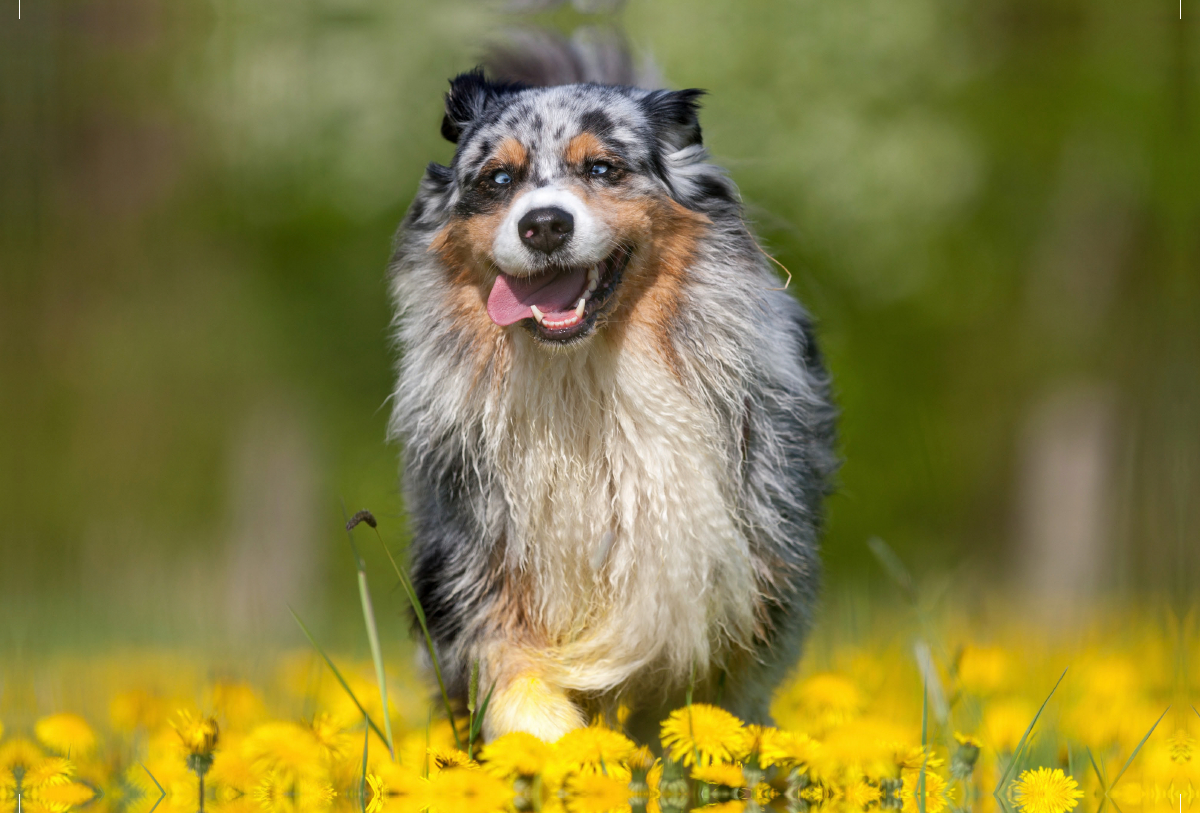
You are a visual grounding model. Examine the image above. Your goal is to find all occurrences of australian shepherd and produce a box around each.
[387,41,837,745]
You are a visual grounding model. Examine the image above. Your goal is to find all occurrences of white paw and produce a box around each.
[482,672,587,743]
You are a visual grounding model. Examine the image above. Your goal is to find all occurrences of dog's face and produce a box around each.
[427,72,712,348]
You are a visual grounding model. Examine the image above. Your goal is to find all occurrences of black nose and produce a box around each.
[518,207,574,255]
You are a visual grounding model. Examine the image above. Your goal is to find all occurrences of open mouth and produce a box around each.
[486,247,630,343]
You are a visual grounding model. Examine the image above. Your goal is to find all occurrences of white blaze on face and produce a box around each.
[492,185,614,275]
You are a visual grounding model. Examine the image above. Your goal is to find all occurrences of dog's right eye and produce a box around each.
[492,170,512,185]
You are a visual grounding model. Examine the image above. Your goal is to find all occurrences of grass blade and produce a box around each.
[1108,706,1170,793]
[343,507,395,758]
[867,537,915,601]
[372,526,462,750]
[919,681,928,813]
[467,661,480,760]
[993,667,1068,799]
[290,606,390,746]
[360,714,370,813]
[470,681,498,749]
[1086,746,1107,791]
[356,569,394,756]
[141,763,166,813]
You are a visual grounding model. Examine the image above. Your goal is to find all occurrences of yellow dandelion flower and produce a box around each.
[22,756,75,791]
[1169,734,1195,764]
[659,705,747,767]
[366,761,429,813]
[842,777,882,807]
[901,769,950,813]
[262,766,336,812]
[426,765,513,813]
[896,745,945,772]
[954,732,982,748]
[690,763,746,788]
[34,713,96,756]
[566,771,632,813]
[810,716,909,781]
[207,736,257,793]
[242,720,329,787]
[171,710,219,757]
[554,725,637,774]
[801,783,830,803]
[0,738,45,773]
[736,724,773,763]
[366,773,389,813]
[29,777,98,808]
[428,747,477,772]
[399,720,458,769]
[802,673,861,711]
[647,759,664,791]
[627,746,657,775]
[308,713,353,764]
[1013,767,1084,813]
[786,673,861,732]
[478,731,552,779]
[698,802,745,813]
[9,754,98,811]
[758,729,819,770]
[752,781,778,805]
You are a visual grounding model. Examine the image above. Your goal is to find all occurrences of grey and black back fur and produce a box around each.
[388,35,837,744]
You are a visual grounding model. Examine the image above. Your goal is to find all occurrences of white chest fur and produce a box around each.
[484,330,759,693]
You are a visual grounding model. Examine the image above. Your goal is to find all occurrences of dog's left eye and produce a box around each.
[492,170,512,185]
[589,162,610,176]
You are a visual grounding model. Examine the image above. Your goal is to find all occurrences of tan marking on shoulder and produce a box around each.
[426,215,513,386]
[591,190,710,380]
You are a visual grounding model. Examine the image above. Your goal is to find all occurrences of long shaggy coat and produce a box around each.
[388,51,837,744]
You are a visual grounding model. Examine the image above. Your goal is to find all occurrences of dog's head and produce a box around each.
[423,70,721,348]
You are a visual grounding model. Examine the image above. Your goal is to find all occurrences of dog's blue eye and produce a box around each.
[493,170,512,185]
[590,162,609,176]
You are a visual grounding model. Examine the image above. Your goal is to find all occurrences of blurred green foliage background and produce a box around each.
[1,0,1196,656]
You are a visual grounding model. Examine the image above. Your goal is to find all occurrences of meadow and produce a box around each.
[2,0,1195,811]
[6,535,1195,813]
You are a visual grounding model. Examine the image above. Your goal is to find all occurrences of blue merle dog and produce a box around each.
[387,44,837,743]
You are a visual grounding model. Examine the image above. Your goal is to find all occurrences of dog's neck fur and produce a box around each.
[482,324,759,693]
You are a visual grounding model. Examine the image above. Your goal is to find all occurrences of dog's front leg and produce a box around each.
[479,647,587,742]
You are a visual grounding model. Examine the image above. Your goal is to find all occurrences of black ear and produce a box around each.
[440,68,526,144]
[640,88,705,151]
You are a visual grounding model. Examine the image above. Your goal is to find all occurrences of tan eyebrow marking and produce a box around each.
[492,137,528,171]
[564,132,609,165]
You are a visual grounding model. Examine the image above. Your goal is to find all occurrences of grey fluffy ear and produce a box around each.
[441,68,526,144]
[640,88,705,151]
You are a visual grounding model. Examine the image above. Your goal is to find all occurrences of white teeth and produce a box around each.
[587,279,597,293]
[530,305,545,325]
[575,298,586,318]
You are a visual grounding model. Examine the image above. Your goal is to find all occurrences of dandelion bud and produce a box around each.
[172,711,219,776]
[952,731,981,778]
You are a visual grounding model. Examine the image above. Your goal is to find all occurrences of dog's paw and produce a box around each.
[482,671,586,743]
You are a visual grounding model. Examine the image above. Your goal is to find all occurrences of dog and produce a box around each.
[387,40,837,744]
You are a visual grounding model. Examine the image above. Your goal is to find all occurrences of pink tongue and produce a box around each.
[487,267,588,326]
